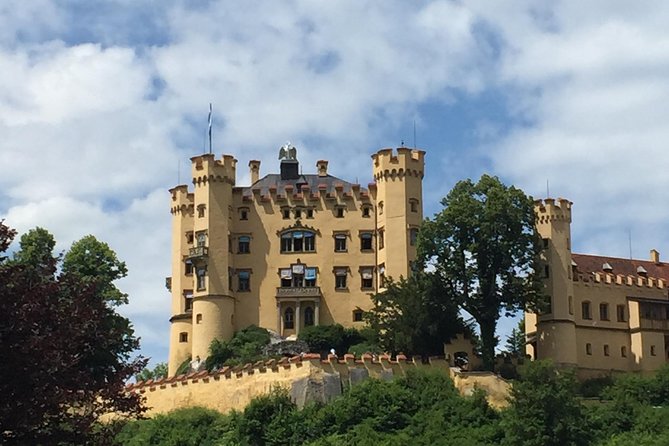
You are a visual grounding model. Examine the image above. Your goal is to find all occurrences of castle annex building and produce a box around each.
[527,198,669,376]
[167,145,424,376]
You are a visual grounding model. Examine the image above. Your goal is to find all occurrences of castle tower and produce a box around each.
[529,198,577,367]
[371,147,425,282]
[167,185,194,376]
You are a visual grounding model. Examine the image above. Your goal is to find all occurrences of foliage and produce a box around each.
[297,324,372,356]
[136,362,168,382]
[115,407,229,446]
[62,234,129,305]
[418,175,544,370]
[365,272,463,358]
[578,375,613,398]
[0,223,145,445]
[206,325,271,370]
[502,360,591,446]
[504,318,526,357]
[175,356,191,376]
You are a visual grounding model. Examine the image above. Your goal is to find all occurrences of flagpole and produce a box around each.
[208,103,213,154]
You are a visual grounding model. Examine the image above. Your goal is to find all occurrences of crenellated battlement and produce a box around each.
[126,353,510,417]
[169,185,194,215]
[575,272,667,290]
[191,153,237,186]
[534,197,572,224]
[371,147,425,182]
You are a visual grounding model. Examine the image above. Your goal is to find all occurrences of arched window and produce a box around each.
[284,307,294,329]
[304,307,314,326]
[280,230,316,253]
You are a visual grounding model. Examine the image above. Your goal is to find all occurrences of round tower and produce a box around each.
[189,154,237,361]
[167,185,194,376]
[531,197,577,367]
[371,147,425,282]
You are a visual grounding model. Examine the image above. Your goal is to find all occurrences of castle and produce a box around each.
[167,145,424,376]
[527,198,669,377]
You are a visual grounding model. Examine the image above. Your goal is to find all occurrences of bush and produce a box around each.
[206,325,271,371]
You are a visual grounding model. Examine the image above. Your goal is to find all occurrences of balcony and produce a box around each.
[187,246,209,262]
[276,286,322,298]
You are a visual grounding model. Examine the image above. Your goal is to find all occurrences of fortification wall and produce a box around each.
[128,354,511,417]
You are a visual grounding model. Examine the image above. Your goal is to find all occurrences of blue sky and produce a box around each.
[2,1,669,366]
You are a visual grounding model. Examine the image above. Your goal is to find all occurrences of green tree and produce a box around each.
[62,234,129,305]
[365,272,463,358]
[206,325,271,370]
[11,227,57,278]
[0,223,145,445]
[418,175,544,370]
[504,318,526,357]
[502,360,591,446]
[136,362,168,382]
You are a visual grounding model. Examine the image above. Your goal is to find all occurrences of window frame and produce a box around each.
[280,230,316,253]
[334,267,348,290]
[582,301,592,320]
[237,270,251,292]
[334,233,347,252]
[238,235,251,254]
[599,303,609,321]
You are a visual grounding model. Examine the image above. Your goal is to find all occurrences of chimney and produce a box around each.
[651,249,660,264]
[316,160,329,177]
[249,160,260,184]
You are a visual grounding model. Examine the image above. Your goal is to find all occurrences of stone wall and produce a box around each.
[128,354,511,417]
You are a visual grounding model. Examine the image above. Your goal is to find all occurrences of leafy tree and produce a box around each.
[0,223,145,445]
[418,175,544,370]
[298,324,371,357]
[502,360,591,446]
[11,227,56,276]
[365,272,463,358]
[504,318,526,357]
[62,234,129,305]
[136,362,168,382]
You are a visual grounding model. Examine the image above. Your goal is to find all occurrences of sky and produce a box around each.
[2,1,669,366]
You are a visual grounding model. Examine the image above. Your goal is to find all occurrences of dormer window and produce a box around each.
[637,265,648,276]
[239,207,249,220]
[335,206,345,218]
[602,262,613,272]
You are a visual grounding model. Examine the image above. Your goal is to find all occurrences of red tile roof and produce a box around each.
[572,253,669,281]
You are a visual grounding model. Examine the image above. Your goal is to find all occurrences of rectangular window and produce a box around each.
[184,290,193,312]
[360,232,373,251]
[617,305,626,322]
[542,238,549,249]
[280,268,292,287]
[240,208,248,220]
[185,259,193,275]
[379,264,386,287]
[304,233,315,252]
[409,228,418,246]
[621,346,627,357]
[586,343,592,355]
[604,345,610,356]
[335,268,347,289]
[307,209,314,218]
[334,234,347,252]
[196,268,206,291]
[228,268,233,291]
[305,267,317,287]
[362,206,371,218]
[238,236,251,254]
[353,310,363,322]
[361,268,373,289]
[410,199,419,213]
[582,302,592,320]
[600,303,609,321]
[295,209,302,219]
[544,265,550,278]
[186,232,194,244]
[282,209,290,219]
[378,229,385,249]
[568,296,573,315]
[179,332,188,343]
[197,205,206,218]
[238,270,251,292]
[336,207,345,218]
[651,345,657,356]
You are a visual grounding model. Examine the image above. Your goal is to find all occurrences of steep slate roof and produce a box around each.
[572,253,669,281]
[238,173,367,199]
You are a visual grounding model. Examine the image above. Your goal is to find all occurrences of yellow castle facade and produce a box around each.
[167,145,424,376]
[527,198,669,377]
